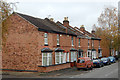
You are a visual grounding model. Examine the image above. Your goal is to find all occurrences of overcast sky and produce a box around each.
[7,0,119,32]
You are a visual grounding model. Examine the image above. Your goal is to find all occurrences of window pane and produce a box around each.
[71,37,73,46]
[49,53,52,65]
[55,52,59,64]
[44,38,48,44]
[57,34,59,45]
[44,33,47,37]
[67,52,69,62]
[43,56,47,66]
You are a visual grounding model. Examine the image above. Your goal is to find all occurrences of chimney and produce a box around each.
[91,30,95,35]
[63,17,69,27]
[50,18,54,22]
[80,25,85,31]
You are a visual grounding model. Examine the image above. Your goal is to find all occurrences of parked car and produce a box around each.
[108,56,116,63]
[101,57,111,65]
[93,59,104,68]
[76,57,93,70]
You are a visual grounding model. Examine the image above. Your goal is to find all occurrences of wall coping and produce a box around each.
[38,62,70,67]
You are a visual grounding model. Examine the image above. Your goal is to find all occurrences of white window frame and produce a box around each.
[79,52,83,57]
[55,52,64,64]
[44,33,48,45]
[67,52,69,62]
[42,53,52,66]
[63,53,66,63]
[71,37,74,46]
[71,51,77,62]
[87,50,91,58]
[57,34,60,45]
[78,38,80,47]
[92,40,94,48]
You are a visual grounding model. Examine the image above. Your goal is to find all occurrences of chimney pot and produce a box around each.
[64,17,68,21]
[50,18,54,21]
[80,25,85,31]
[63,17,69,27]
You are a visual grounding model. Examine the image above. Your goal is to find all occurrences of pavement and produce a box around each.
[1,61,119,78]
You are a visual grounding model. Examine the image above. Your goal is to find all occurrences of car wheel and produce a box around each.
[77,68,80,70]
[90,66,93,70]
[85,66,88,71]
[99,64,101,68]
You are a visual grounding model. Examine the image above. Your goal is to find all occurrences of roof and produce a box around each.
[55,47,64,52]
[74,26,101,40]
[70,48,77,51]
[41,47,53,52]
[15,12,76,36]
[56,21,76,36]
[78,49,83,52]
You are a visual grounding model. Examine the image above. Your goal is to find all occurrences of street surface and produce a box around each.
[1,61,119,78]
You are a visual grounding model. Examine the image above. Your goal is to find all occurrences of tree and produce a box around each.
[94,6,118,56]
[0,1,17,47]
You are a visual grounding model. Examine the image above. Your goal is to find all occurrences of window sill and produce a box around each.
[38,62,70,67]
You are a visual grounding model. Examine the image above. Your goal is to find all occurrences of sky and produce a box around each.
[6,0,119,32]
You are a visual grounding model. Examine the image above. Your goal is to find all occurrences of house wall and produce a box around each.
[80,38,88,57]
[2,13,42,71]
[2,13,75,72]
[94,40,99,58]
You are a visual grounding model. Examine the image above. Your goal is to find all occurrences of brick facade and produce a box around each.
[2,12,101,72]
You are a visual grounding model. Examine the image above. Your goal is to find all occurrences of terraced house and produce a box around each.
[2,12,101,72]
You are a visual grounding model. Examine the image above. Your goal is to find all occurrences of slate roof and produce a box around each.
[41,47,53,52]
[56,21,76,36]
[15,12,76,36]
[55,48,64,52]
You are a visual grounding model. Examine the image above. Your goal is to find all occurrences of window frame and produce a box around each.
[55,52,65,64]
[71,36,74,46]
[78,38,80,47]
[42,53,52,66]
[92,40,94,48]
[57,34,60,46]
[44,33,48,45]
[67,52,69,62]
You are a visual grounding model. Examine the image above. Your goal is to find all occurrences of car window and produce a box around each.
[77,59,85,63]
[101,58,107,61]
[93,60,98,62]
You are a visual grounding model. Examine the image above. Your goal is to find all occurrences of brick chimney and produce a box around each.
[91,30,95,35]
[80,25,85,32]
[50,18,54,22]
[63,17,69,27]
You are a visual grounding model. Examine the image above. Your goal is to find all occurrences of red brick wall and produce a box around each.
[37,63,70,72]
[80,38,88,57]
[94,40,99,58]
[2,13,42,71]
[2,13,73,72]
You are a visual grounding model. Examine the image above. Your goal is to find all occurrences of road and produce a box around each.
[1,61,119,78]
[57,62,118,78]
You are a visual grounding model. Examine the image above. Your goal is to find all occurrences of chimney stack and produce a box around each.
[63,17,69,27]
[91,30,95,35]
[80,25,85,31]
[50,18,54,22]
